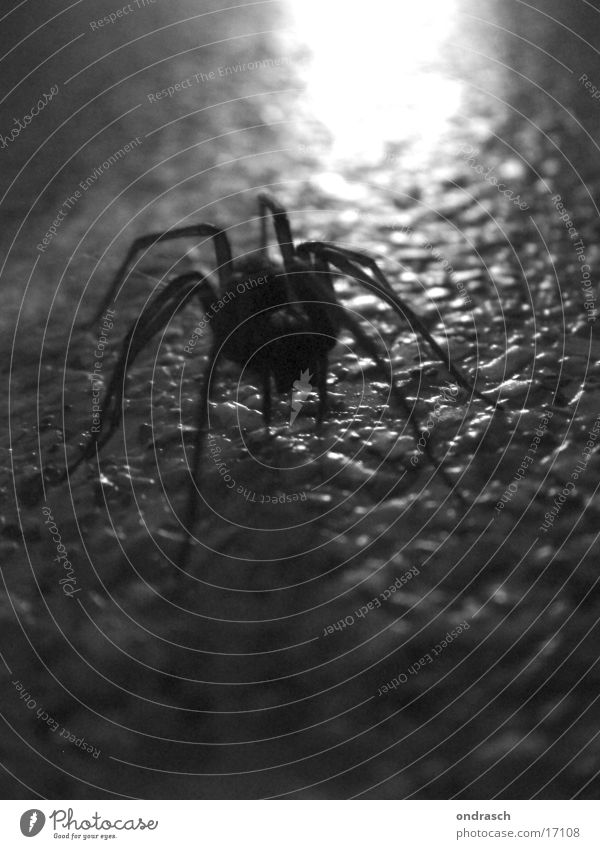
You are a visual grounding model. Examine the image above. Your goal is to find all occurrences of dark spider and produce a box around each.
[70,192,493,564]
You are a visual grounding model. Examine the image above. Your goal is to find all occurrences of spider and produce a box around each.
[70,192,492,563]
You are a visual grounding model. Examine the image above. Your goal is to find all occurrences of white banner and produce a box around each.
[0,800,598,848]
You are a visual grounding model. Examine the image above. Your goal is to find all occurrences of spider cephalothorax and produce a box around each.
[202,259,338,404]
[69,192,492,563]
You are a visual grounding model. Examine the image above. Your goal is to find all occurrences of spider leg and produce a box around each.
[297,241,491,406]
[257,192,295,266]
[257,191,307,324]
[179,341,221,567]
[315,354,329,425]
[299,258,463,498]
[261,364,272,429]
[303,241,397,296]
[338,305,464,500]
[85,223,233,328]
[70,272,217,474]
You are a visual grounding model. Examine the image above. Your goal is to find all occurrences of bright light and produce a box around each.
[289,0,460,162]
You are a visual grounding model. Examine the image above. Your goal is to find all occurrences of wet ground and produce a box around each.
[2,0,600,798]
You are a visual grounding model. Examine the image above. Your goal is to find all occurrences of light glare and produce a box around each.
[289,0,460,162]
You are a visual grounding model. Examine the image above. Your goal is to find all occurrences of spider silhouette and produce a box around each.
[73,192,492,563]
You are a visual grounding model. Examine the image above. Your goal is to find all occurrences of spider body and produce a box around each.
[69,192,494,563]
[206,258,337,404]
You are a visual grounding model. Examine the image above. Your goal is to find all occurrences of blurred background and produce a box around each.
[2,0,600,799]
[2,0,600,319]
[2,0,599,322]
